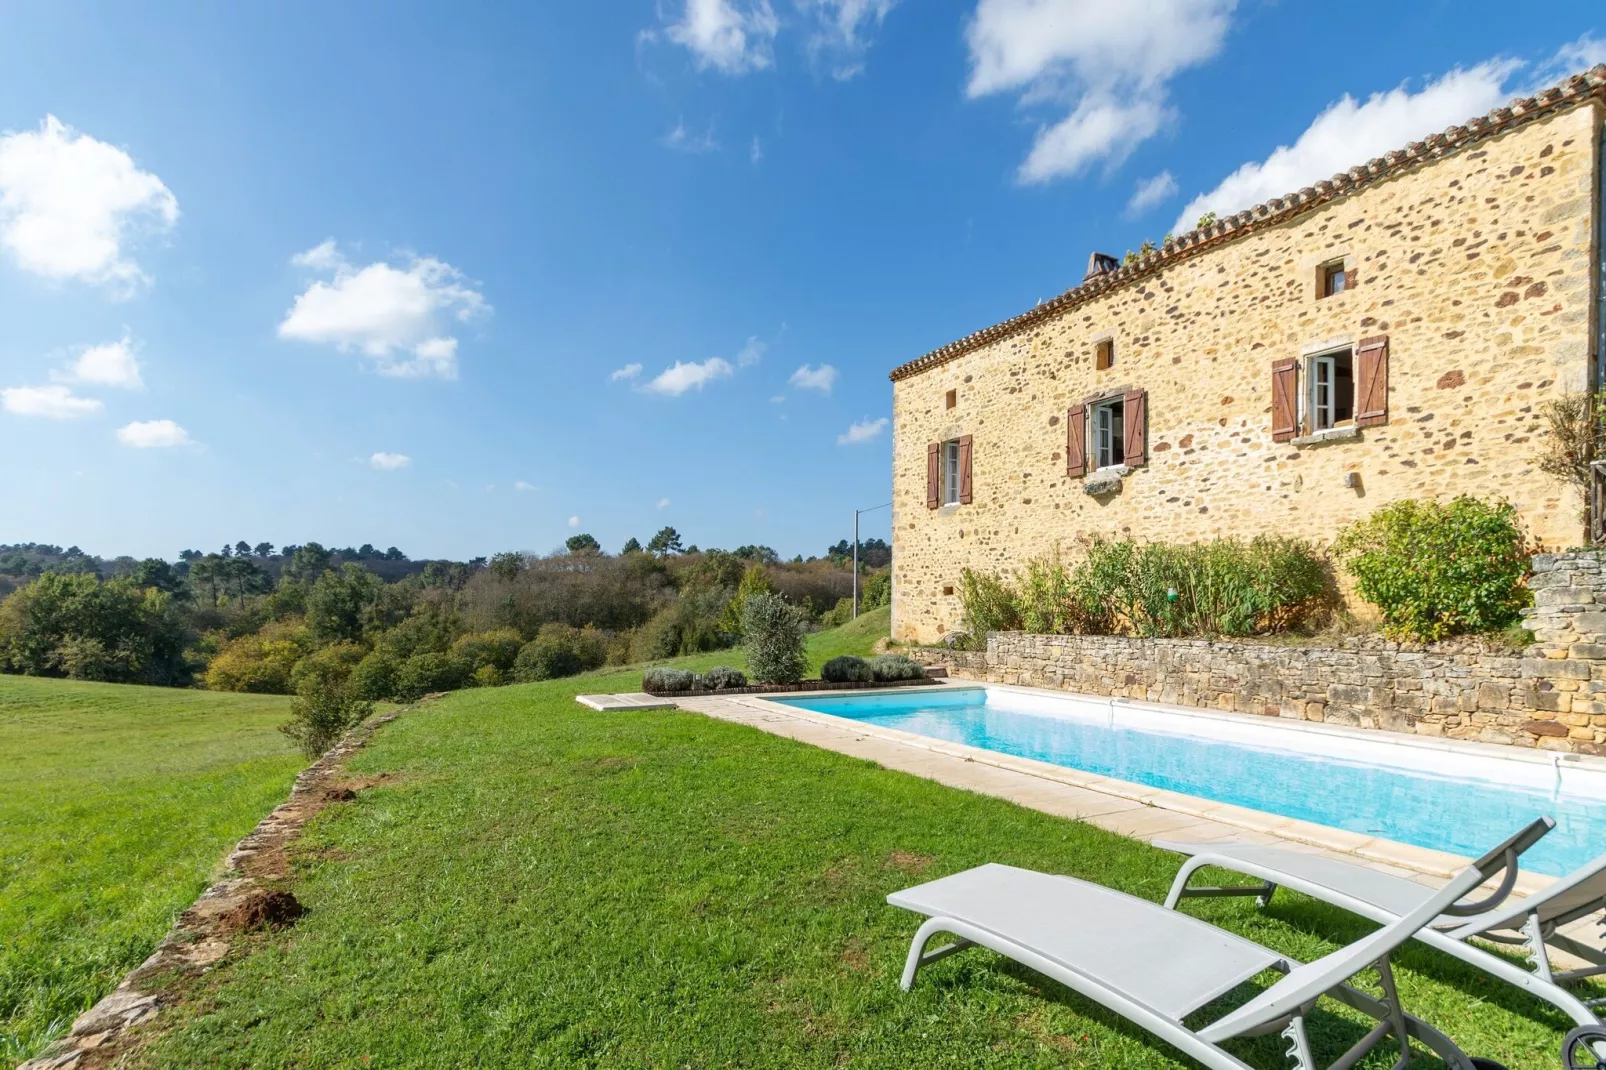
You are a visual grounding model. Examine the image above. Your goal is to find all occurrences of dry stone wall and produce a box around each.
[920,551,1606,755]
[891,101,1603,644]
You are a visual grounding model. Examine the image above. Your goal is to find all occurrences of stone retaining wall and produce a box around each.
[916,551,1606,755]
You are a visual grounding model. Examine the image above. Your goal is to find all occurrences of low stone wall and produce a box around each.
[914,551,1606,755]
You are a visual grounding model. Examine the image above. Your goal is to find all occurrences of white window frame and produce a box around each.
[1091,398,1125,470]
[942,439,961,506]
[1304,347,1354,434]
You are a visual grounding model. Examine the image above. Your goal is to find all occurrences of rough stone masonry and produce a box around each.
[925,551,1606,755]
[889,69,1606,645]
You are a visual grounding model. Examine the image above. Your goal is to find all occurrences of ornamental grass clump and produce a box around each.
[642,666,695,692]
[821,655,874,683]
[868,654,927,682]
[1333,496,1532,641]
[699,666,747,690]
[741,593,807,685]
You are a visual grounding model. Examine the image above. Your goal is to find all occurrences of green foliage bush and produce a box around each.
[860,571,891,610]
[279,677,374,759]
[817,597,855,629]
[868,654,927,681]
[1333,496,1532,641]
[959,537,1328,641]
[642,666,695,692]
[204,619,312,693]
[395,652,471,701]
[513,623,608,682]
[741,593,807,685]
[288,641,366,693]
[632,588,733,661]
[348,650,401,702]
[699,665,747,689]
[451,629,524,675]
[821,655,873,683]
[0,572,191,685]
[722,565,776,635]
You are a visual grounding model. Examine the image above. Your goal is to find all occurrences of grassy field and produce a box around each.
[0,677,303,1064]
[131,610,1578,1070]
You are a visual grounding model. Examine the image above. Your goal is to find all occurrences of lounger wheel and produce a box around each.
[1468,1060,1510,1070]
[1562,1025,1606,1068]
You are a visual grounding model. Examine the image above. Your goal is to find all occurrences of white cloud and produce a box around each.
[611,362,643,381]
[369,451,411,470]
[0,116,178,294]
[663,0,779,74]
[55,335,143,389]
[278,242,489,380]
[966,0,1235,183]
[789,363,838,392]
[642,356,734,396]
[837,416,888,444]
[515,480,537,492]
[1126,170,1178,216]
[661,120,720,154]
[736,335,766,366]
[750,136,764,164]
[117,419,192,448]
[1537,33,1606,84]
[798,0,899,79]
[2,384,103,419]
[1172,60,1517,234]
[568,515,581,528]
[657,497,672,509]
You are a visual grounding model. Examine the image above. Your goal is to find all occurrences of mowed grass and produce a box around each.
[0,676,303,1063]
[134,613,1576,1069]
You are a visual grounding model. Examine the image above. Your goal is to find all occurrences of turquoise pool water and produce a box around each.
[772,687,1606,877]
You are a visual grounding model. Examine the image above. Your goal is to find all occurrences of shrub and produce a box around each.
[957,568,1021,646]
[279,677,373,759]
[817,597,855,629]
[1333,496,1531,641]
[289,641,367,693]
[205,619,311,693]
[869,654,927,681]
[55,636,132,682]
[632,589,734,661]
[394,652,471,701]
[451,629,524,674]
[821,655,873,683]
[722,565,776,635]
[348,650,401,702]
[642,666,695,692]
[741,593,807,685]
[473,664,505,688]
[700,666,747,689]
[861,571,891,610]
[514,623,609,682]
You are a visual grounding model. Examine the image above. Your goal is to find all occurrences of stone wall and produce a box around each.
[917,551,1606,755]
[890,100,1603,645]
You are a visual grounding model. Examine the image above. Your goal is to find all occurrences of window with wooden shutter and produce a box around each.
[1355,335,1389,427]
[1066,406,1087,477]
[958,435,973,504]
[926,443,939,509]
[1271,359,1299,441]
[1122,390,1147,467]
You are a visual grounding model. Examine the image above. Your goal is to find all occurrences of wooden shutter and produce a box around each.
[926,443,939,509]
[1066,406,1087,477]
[1271,359,1299,441]
[1355,335,1389,427]
[958,436,973,504]
[1122,390,1147,467]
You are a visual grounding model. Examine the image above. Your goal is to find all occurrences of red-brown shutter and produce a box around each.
[958,435,973,504]
[1122,390,1147,467]
[1355,335,1389,427]
[1271,359,1299,441]
[926,442,939,509]
[1066,406,1087,477]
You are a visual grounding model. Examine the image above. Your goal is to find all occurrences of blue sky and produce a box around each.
[1,1,1601,562]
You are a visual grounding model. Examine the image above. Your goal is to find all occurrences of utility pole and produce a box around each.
[852,501,892,618]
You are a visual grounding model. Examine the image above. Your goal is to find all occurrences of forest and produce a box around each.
[0,531,891,700]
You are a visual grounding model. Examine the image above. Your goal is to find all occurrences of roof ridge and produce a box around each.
[889,63,1606,383]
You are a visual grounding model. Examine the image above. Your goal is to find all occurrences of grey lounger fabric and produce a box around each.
[1158,833,1606,1031]
[888,818,1551,1069]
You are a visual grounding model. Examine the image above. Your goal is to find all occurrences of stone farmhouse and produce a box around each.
[890,66,1606,646]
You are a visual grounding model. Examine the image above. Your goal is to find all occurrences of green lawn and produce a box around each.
[0,676,303,1064]
[132,613,1576,1069]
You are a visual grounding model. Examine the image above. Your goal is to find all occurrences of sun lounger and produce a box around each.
[1159,820,1606,1066]
[888,818,1551,1069]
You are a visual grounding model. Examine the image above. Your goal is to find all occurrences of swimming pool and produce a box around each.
[770,686,1606,877]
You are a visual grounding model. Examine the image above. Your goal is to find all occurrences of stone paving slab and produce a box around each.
[575,692,678,711]
[671,690,1606,966]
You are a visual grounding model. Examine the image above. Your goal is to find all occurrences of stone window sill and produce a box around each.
[1083,465,1129,496]
[1290,426,1361,448]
